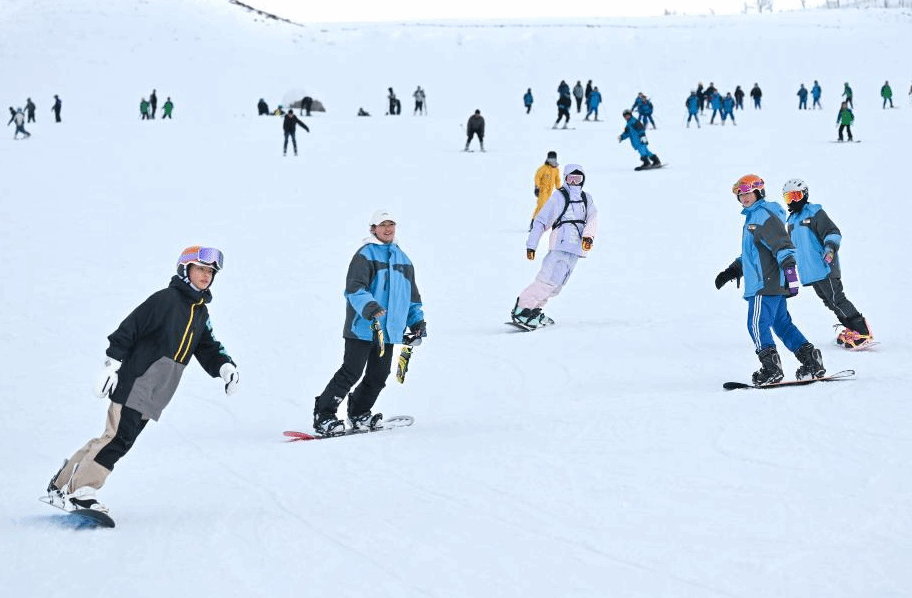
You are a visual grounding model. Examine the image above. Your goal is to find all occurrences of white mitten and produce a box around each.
[220,363,239,396]
[93,358,121,398]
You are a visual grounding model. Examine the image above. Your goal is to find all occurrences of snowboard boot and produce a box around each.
[349,411,383,431]
[511,299,552,329]
[650,154,662,166]
[752,347,784,386]
[313,411,345,436]
[794,342,826,380]
[68,486,109,513]
[480,141,485,152]
[47,459,67,507]
[635,156,651,170]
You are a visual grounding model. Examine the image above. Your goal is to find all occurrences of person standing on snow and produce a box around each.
[140,98,150,120]
[685,90,700,128]
[162,97,174,119]
[25,98,36,123]
[52,94,62,122]
[618,109,661,170]
[523,88,534,114]
[530,150,561,230]
[584,86,602,121]
[46,246,239,514]
[413,86,426,115]
[572,81,584,113]
[797,84,809,110]
[511,164,597,329]
[714,174,826,386]
[782,178,873,349]
[881,81,893,109]
[465,109,485,151]
[387,88,401,115]
[9,108,30,139]
[836,101,854,142]
[282,108,310,156]
[150,89,158,119]
[811,80,822,109]
[721,92,736,125]
[312,210,426,436]
[734,85,745,110]
[750,83,762,109]
[842,82,853,109]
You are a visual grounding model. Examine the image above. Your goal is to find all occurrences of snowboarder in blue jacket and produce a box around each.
[782,178,872,349]
[524,88,533,114]
[618,109,660,170]
[686,91,700,128]
[797,84,809,110]
[811,81,822,109]
[714,174,826,386]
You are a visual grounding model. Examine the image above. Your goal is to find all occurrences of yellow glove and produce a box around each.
[526,249,535,260]
[582,237,593,251]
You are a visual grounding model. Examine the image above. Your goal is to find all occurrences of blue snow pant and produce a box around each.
[753,98,761,109]
[687,112,699,126]
[746,294,807,354]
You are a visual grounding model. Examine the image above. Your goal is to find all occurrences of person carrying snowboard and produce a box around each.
[511,164,598,329]
[714,174,826,385]
[782,178,873,349]
[312,210,426,436]
[46,246,239,514]
[618,109,661,170]
[531,150,561,230]
[282,108,310,156]
[836,101,854,142]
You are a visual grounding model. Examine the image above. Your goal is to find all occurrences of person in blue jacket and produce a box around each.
[686,91,700,128]
[524,88,533,114]
[618,109,661,170]
[709,90,722,124]
[714,174,826,385]
[584,86,602,121]
[797,84,809,109]
[811,81,822,109]
[312,209,426,435]
[635,93,656,129]
[782,178,872,349]
[721,92,736,125]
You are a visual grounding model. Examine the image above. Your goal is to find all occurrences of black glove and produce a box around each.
[534,188,540,198]
[410,320,427,338]
[714,264,742,289]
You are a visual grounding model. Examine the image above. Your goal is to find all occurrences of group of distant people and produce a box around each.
[139,90,174,120]
[386,86,427,115]
[6,95,62,139]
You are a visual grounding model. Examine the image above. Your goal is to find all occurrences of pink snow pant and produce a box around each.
[518,250,579,310]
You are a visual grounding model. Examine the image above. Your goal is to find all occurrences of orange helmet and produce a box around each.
[732,174,765,199]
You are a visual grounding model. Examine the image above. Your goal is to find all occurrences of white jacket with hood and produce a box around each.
[525,163,598,258]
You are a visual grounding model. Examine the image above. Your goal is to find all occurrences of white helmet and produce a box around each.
[781,178,809,211]
[782,178,808,196]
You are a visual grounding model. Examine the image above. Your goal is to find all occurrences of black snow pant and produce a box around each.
[555,107,570,125]
[284,131,297,154]
[314,337,394,419]
[811,277,867,334]
[838,124,853,141]
[575,97,582,112]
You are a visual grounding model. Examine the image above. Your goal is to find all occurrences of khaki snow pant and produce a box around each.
[53,402,148,493]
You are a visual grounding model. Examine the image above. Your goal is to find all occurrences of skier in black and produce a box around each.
[301,96,313,116]
[257,98,269,115]
[52,95,62,122]
[150,89,158,119]
[282,109,310,156]
[465,109,485,151]
[25,98,36,122]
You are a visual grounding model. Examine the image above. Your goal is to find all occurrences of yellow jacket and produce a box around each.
[532,163,562,219]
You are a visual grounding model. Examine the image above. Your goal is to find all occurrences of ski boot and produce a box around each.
[752,347,784,386]
[313,412,345,436]
[794,342,826,380]
[349,411,383,431]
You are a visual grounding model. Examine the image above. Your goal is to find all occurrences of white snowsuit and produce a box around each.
[518,163,598,310]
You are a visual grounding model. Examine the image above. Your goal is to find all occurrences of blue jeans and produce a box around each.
[746,294,807,353]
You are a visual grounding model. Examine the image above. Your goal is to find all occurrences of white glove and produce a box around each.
[93,358,121,398]
[220,363,239,396]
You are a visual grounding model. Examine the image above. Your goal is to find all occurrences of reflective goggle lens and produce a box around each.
[566,174,584,185]
[180,246,224,271]
[733,180,763,194]
[783,190,804,204]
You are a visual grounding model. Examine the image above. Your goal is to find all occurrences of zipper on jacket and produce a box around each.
[174,299,203,362]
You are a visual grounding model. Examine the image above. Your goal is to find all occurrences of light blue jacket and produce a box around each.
[730,199,796,298]
[786,203,842,284]
[343,238,424,343]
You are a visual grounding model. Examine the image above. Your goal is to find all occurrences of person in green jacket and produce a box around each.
[836,101,854,142]
[881,81,893,109]
[842,83,853,109]
[162,97,174,119]
[140,97,150,120]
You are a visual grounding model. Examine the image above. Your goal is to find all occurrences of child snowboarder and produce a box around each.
[618,109,661,170]
[511,164,598,329]
[714,174,826,385]
[836,101,854,142]
[312,210,426,436]
[782,178,872,348]
[46,246,239,514]
[531,150,561,230]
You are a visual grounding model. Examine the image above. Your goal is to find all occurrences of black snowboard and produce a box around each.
[39,496,116,528]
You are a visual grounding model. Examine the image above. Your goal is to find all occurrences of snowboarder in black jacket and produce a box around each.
[283,109,310,156]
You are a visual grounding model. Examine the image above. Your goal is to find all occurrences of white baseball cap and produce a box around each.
[369,209,397,226]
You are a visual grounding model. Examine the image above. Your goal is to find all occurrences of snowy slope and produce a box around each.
[2,1,911,596]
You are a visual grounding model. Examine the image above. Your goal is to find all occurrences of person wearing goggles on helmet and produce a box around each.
[618,109,661,170]
[46,246,239,515]
[511,164,597,330]
[715,175,825,386]
[782,179,873,349]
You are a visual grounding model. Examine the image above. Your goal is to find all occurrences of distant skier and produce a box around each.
[782,178,873,349]
[46,246,239,515]
[301,96,313,116]
[465,109,485,151]
[696,81,705,112]
[511,164,598,329]
[554,80,571,129]
[618,109,661,170]
[734,85,744,110]
[140,98,150,120]
[413,86,426,115]
[797,84,808,110]
[258,98,269,115]
[842,82,853,109]
[714,174,825,386]
[584,80,593,106]
[685,90,700,128]
[311,209,426,436]
[7,107,15,126]
[162,97,174,119]
[633,93,655,129]
[881,81,893,108]
[836,101,854,142]
[387,88,400,115]
[584,86,602,121]
[52,94,62,122]
[811,80,822,109]
[282,109,310,156]
[572,81,584,113]
[150,89,158,119]
[721,92,736,125]
[523,88,533,114]
[709,90,721,124]
[9,108,30,139]
[750,83,762,109]
[25,98,36,123]
[530,150,561,230]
